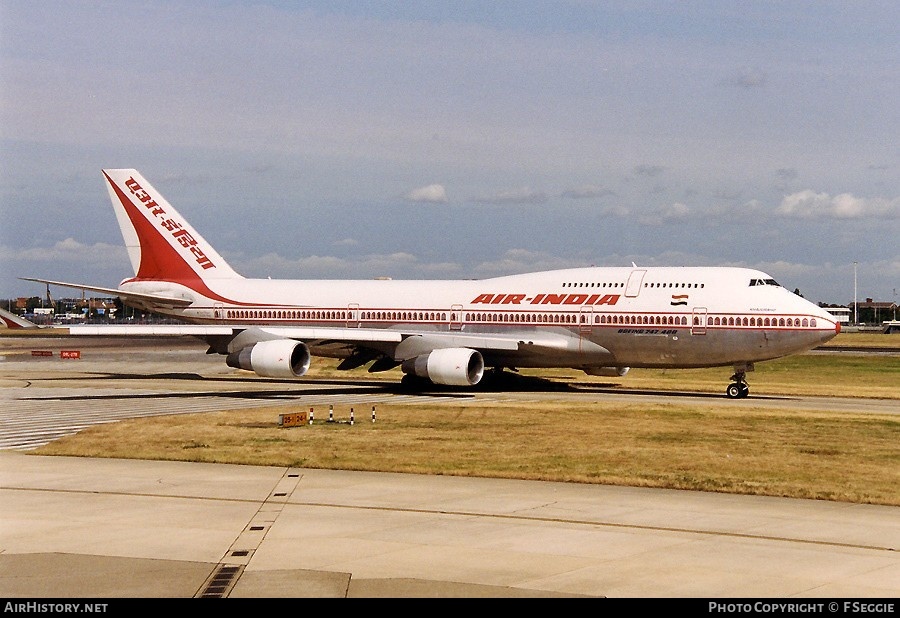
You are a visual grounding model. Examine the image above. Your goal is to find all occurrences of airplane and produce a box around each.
[16,168,841,398]
[0,307,40,329]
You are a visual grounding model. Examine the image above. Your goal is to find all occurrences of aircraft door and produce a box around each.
[449,304,463,331]
[347,303,360,328]
[692,307,707,335]
[579,305,594,335]
[625,270,647,297]
[213,302,225,323]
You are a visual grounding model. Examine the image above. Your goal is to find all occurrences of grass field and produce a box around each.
[31,335,900,507]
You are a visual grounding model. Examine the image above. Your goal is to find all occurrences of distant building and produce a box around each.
[848,298,898,326]
[824,307,850,324]
[850,298,897,313]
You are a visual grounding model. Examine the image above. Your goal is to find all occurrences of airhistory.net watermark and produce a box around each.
[3,603,108,614]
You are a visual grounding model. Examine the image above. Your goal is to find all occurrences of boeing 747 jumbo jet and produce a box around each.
[18,169,840,398]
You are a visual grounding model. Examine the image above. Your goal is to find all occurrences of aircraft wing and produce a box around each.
[46,324,405,342]
[256,327,612,369]
[253,327,515,352]
[0,321,237,338]
[19,277,194,308]
[0,317,608,361]
[235,326,609,360]
[0,309,614,386]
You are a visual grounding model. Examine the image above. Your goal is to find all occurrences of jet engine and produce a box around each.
[583,366,630,377]
[401,347,484,386]
[226,339,311,379]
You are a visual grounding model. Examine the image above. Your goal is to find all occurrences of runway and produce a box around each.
[1,339,899,598]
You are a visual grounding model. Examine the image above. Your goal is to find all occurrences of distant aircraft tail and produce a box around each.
[102,169,244,284]
[0,308,40,329]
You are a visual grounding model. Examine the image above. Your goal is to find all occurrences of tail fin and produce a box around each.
[0,308,40,329]
[102,169,243,283]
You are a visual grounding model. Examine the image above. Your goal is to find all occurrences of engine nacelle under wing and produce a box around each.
[401,347,485,386]
[583,366,630,377]
[226,339,311,379]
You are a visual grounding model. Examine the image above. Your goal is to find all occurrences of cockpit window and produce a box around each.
[749,278,780,287]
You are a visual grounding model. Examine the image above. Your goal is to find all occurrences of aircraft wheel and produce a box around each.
[739,384,750,398]
[726,383,742,399]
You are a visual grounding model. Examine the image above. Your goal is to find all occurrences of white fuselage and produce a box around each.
[122,265,839,370]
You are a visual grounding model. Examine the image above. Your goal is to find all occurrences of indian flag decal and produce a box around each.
[671,294,688,306]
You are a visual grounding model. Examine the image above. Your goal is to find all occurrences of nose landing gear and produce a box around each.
[726,365,752,399]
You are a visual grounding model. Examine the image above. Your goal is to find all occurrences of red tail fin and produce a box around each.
[102,169,243,284]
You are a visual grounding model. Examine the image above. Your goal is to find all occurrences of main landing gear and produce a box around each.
[726,367,750,399]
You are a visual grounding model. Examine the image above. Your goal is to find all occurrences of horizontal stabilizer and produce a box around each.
[19,277,194,307]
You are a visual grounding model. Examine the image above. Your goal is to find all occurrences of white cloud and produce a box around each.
[638,202,691,225]
[0,239,132,293]
[9,239,126,264]
[777,190,900,219]
[665,202,690,219]
[404,184,447,203]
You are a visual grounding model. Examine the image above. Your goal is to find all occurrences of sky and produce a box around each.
[1,1,898,307]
